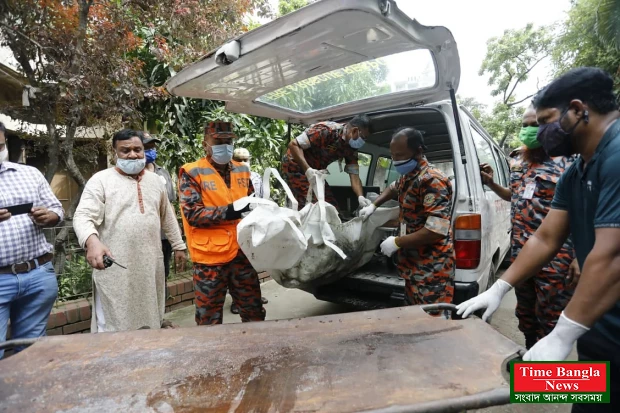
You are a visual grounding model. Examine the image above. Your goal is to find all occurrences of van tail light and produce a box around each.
[454,214,481,270]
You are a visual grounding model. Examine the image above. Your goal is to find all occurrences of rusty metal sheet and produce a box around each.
[0,305,522,413]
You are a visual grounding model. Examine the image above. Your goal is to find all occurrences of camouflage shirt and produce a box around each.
[282,121,359,174]
[390,157,455,278]
[179,160,254,228]
[509,150,575,272]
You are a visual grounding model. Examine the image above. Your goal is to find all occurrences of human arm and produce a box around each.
[160,191,187,272]
[178,170,240,227]
[480,163,511,202]
[350,173,364,199]
[380,176,452,256]
[29,170,64,227]
[358,181,398,219]
[564,228,620,326]
[522,228,619,362]
[288,139,311,173]
[72,176,111,270]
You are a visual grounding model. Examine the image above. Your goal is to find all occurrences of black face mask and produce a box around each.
[536,108,588,157]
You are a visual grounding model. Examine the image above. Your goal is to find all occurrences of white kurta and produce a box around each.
[73,168,185,332]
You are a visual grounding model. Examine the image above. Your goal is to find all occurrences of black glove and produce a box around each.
[225,203,250,220]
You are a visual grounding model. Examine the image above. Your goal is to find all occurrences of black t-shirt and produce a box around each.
[552,119,620,347]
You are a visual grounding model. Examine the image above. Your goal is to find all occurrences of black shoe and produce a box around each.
[231,304,240,314]
[261,297,268,304]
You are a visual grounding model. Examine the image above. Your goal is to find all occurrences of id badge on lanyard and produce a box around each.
[522,182,536,200]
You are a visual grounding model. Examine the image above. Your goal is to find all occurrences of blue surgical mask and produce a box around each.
[145,149,157,164]
[116,157,146,175]
[349,136,365,149]
[394,158,418,175]
[210,143,234,165]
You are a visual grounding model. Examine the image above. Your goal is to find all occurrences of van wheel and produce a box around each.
[474,265,497,323]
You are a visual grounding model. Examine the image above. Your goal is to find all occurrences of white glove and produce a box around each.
[305,168,318,181]
[523,312,589,361]
[380,236,400,257]
[455,279,513,321]
[358,196,372,208]
[359,203,376,220]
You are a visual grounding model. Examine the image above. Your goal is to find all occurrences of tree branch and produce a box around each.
[504,54,548,104]
[507,93,537,107]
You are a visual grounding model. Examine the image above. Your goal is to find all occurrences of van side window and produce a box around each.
[325,152,372,186]
[373,156,393,191]
[470,124,501,191]
[493,147,509,187]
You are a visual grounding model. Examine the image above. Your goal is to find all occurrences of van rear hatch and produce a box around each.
[165,0,461,124]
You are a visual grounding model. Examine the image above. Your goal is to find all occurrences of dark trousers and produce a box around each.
[162,239,172,279]
[571,330,620,412]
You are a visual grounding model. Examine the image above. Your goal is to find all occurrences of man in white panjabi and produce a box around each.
[73,129,187,332]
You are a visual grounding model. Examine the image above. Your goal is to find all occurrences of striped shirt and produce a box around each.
[0,162,64,267]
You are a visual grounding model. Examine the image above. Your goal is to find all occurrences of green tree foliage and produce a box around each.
[479,24,552,149]
[260,61,390,113]
[277,0,313,16]
[553,0,620,88]
[458,96,487,120]
[595,0,620,49]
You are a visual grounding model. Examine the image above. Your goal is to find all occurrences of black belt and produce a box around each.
[0,253,54,275]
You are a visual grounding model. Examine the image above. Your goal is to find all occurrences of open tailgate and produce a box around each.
[0,305,522,412]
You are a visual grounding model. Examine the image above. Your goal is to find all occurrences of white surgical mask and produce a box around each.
[116,157,146,175]
[0,147,8,164]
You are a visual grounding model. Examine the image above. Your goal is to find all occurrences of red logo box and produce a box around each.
[513,362,608,393]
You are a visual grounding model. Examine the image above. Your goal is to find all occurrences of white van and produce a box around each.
[166,0,512,312]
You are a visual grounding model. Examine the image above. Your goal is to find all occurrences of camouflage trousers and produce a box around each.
[193,251,266,325]
[515,269,574,343]
[399,260,455,318]
[282,171,339,210]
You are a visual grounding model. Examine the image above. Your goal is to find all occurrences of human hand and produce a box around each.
[380,236,400,257]
[359,203,377,220]
[175,250,187,272]
[567,259,581,287]
[358,196,372,208]
[0,209,11,223]
[523,312,589,361]
[29,207,59,227]
[480,163,494,186]
[305,167,318,181]
[85,235,113,270]
[455,279,513,321]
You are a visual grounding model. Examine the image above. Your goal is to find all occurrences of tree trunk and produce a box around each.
[499,131,510,149]
[44,115,60,183]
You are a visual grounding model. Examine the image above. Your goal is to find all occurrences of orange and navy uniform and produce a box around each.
[392,157,455,313]
[178,158,265,325]
[509,149,575,342]
[282,121,359,209]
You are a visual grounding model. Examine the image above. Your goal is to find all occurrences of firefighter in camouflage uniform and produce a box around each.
[282,115,373,211]
[359,127,455,317]
[480,106,579,349]
[178,121,266,325]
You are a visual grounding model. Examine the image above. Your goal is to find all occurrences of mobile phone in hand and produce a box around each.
[4,203,34,216]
